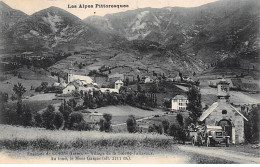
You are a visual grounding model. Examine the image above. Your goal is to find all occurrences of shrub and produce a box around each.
[68,112,84,130]
[20,105,33,127]
[126,115,137,133]
[99,118,105,132]
[0,107,18,125]
[162,120,170,133]
[148,124,155,133]
[34,113,43,127]
[71,121,90,131]
[148,123,163,134]
[59,103,73,129]
[42,105,56,130]
[244,104,260,143]
[176,113,184,127]
[53,112,64,129]
[168,124,178,137]
[99,113,112,132]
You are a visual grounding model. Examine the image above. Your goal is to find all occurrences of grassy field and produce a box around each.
[87,105,165,125]
[5,100,60,113]
[0,125,173,150]
[0,125,239,164]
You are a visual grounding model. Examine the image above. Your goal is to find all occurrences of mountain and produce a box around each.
[0,1,28,52]
[1,5,126,52]
[0,0,259,76]
[84,0,260,64]
[0,1,27,33]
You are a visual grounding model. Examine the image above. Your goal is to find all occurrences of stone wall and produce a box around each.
[205,102,245,143]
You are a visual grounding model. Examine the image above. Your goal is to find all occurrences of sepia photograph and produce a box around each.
[0,0,259,164]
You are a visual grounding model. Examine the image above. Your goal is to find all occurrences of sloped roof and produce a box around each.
[199,102,248,122]
[199,102,219,121]
[173,95,188,100]
[230,105,248,121]
[115,80,123,84]
[108,73,124,79]
[71,75,93,83]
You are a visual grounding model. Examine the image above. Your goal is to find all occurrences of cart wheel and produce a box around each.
[206,137,211,147]
[226,138,229,147]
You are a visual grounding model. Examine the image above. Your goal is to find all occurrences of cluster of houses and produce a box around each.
[52,69,247,144]
[53,69,124,94]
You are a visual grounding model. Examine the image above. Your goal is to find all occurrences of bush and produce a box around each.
[148,123,163,134]
[162,120,170,133]
[20,105,33,127]
[244,104,260,143]
[99,113,112,132]
[71,121,90,131]
[127,115,137,133]
[53,112,64,129]
[42,105,56,130]
[0,107,18,125]
[168,124,178,137]
[34,113,43,127]
[68,112,84,130]
[176,113,184,127]
[59,103,73,129]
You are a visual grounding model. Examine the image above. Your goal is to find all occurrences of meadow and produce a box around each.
[0,125,173,150]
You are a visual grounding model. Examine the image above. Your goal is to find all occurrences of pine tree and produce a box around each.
[186,85,202,124]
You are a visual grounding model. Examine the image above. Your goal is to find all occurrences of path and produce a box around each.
[178,145,260,164]
[111,115,157,127]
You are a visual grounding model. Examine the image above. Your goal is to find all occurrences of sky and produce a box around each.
[2,0,218,19]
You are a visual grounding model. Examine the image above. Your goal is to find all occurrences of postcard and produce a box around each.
[0,0,259,164]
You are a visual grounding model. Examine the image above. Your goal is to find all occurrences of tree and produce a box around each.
[53,112,64,129]
[21,105,33,127]
[99,113,112,132]
[0,92,8,104]
[59,102,73,129]
[179,72,183,81]
[42,105,56,130]
[163,100,171,108]
[148,123,163,134]
[186,85,202,124]
[13,83,26,121]
[244,104,260,143]
[127,115,137,133]
[168,124,178,138]
[176,113,184,127]
[137,75,140,82]
[68,112,84,130]
[162,120,170,133]
[34,113,43,127]
[13,83,26,101]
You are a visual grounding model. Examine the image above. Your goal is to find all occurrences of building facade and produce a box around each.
[199,79,248,144]
[171,95,188,110]
[115,80,123,90]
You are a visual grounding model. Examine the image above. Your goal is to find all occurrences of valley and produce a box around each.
[0,0,259,164]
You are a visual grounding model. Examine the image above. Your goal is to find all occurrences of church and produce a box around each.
[198,79,248,144]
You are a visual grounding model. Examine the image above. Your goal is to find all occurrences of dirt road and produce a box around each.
[178,145,260,164]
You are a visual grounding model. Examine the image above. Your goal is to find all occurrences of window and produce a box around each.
[222,110,227,114]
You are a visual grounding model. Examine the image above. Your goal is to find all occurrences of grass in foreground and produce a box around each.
[0,125,173,150]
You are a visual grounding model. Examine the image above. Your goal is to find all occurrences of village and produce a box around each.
[1,54,258,147]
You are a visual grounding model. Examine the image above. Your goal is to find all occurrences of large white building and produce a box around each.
[171,95,188,111]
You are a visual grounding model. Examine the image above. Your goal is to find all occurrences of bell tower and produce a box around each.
[67,61,74,83]
[217,78,230,103]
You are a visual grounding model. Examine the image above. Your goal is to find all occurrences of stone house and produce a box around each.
[198,79,248,144]
[115,80,123,90]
